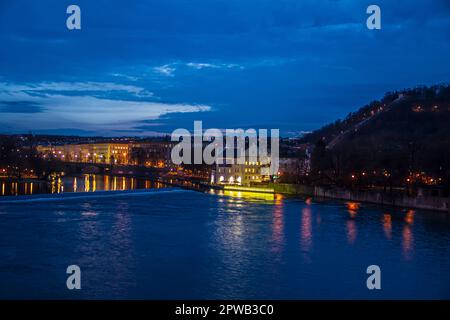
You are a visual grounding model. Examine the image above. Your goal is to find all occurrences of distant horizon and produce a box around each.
[1,81,448,139]
[0,130,308,139]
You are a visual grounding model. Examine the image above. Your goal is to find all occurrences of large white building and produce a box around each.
[210,154,272,186]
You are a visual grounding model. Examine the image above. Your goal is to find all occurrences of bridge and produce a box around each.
[59,161,165,178]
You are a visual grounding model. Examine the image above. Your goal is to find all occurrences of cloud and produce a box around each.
[186,62,218,69]
[153,64,176,77]
[1,1,449,136]
[186,62,243,70]
[110,73,140,82]
[0,81,153,98]
[0,80,211,136]
[152,61,243,77]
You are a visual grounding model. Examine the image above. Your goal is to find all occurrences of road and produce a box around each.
[326,95,405,150]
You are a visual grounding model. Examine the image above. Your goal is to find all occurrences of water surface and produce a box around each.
[0,175,165,196]
[0,189,449,299]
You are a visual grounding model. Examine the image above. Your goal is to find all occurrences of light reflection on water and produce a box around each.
[402,224,414,260]
[271,200,284,257]
[0,174,165,196]
[346,219,357,244]
[383,213,392,239]
[0,190,449,299]
[301,207,312,253]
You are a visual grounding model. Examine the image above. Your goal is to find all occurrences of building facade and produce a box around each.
[37,141,173,167]
[129,142,173,168]
[211,156,272,186]
[37,143,130,164]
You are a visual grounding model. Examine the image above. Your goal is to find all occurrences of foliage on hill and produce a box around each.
[303,84,450,187]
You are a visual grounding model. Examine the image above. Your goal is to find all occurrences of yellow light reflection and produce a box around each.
[383,213,392,240]
[84,175,90,192]
[405,210,415,225]
[402,225,414,260]
[104,175,110,191]
[223,190,275,201]
[346,202,360,218]
[223,185,274,193]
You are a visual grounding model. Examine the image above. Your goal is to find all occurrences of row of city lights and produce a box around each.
[412,105,449,113]
[349,171,443,185]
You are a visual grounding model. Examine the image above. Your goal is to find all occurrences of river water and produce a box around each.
[0,175,165,196]
[0,177,449,299]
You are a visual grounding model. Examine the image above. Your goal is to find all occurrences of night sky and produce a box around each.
[0,0,449,136]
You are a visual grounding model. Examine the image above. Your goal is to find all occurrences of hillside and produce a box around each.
[302,85,450,187]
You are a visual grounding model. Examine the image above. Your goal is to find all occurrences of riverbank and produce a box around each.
[3,174,449,213]
[268,183,450,213]
[170,178,450,212]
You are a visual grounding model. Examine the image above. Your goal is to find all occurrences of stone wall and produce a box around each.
[270,183,450,212]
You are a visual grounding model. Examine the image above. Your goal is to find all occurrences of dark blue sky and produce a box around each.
[0,0,449,136]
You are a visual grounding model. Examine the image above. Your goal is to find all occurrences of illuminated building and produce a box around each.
[210,152,272,186]
[37,141,174,167]
[129,142,174,168]
[37,143,130,165]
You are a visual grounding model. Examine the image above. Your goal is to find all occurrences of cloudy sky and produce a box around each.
[0,0,449,136]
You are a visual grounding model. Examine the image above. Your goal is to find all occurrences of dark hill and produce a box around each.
[302,85,450,187]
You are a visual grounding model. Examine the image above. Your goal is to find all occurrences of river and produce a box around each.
[0,176,449,299]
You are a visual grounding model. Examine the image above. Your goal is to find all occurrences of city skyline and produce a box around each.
[1,0,450,136]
